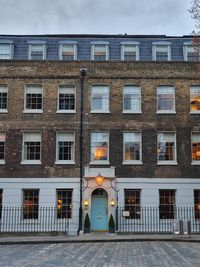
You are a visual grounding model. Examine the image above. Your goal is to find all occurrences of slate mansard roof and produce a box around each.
[0,34,194,61]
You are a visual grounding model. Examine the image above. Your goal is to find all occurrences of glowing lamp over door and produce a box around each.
[95,172,104,186]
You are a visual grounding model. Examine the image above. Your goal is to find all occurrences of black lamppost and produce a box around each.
[78,68,87,234]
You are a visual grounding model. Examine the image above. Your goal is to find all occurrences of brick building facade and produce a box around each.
[0,34,200,234]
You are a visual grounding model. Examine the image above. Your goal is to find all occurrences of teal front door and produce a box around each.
[91,197,108,231]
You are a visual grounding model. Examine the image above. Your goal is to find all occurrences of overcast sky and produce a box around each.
[0,0,196,36]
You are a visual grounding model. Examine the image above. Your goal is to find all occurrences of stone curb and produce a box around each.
[0,238,200,245]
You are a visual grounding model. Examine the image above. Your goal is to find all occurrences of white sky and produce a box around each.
[0,0,196,36]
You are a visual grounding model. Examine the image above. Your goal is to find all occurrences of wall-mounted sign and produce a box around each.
[122,211,130,217]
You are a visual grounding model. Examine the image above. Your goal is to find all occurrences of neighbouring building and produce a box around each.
[0,34,200,235]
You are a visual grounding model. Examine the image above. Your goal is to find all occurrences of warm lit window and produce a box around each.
[23,189,39,220]
[121,43,139,61]
[59,43,77,60]
[157,86,175,113]
[124,189,141,219]
[192,132,200,164]
[56,132,75,164]
[22,132,41,164]
[28,43,46,60]
[0,85,8,112]
[91,43,109,60]
[153,43,171,61]
[123,132,142,164]
[91,132,109,163]
[190,86,200,113]
[194,190,200,220]
[0,43,13,59]
[24,85,43,112]
[57,86,75,112]
[91,85,109,113]
[57,189,72,219]
[157,132,177,164]
[123,85,141,113]
[159,189,176,219]
[184,44,199,61]
[0,132,5,164]
[0,189,3,220]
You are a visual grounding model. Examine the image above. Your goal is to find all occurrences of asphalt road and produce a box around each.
[0,242,200,267]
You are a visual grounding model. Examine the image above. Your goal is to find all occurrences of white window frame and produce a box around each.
[28,43,46,60]
[152,42,171,61]
[156,85,176,114]
[90,132,109,165]
[121,42,139,61]
[0,42,13,59]
[123,85,141,114]
[91,85,110,113]
[55,132,75,165]
[57,85,76,113]
[91,42,109,60]
[191,132,200,165]
[0,132,5,165]
[59,43,77,60]
[0,85,8,113]
[190,85,200,114]
[21,132,42,165]
[157,132,177,165]
[123,132,142,165]
[24,84,43,113]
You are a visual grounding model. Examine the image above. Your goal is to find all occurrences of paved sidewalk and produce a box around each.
[0,232,200,245]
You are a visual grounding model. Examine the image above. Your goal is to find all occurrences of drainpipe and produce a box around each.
[78,68,87,235]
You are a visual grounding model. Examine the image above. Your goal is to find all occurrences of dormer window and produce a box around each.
[183,42,199,61]
[152,42,171,61]
[59,41,77,60]
[121,42,139,61]
[0,40,13,59]
[91,42,109,60]
[28,41,46,60]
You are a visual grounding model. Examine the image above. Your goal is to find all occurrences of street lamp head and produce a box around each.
[80,68,87,76]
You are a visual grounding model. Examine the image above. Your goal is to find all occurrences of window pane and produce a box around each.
[23,133,41,161]
[57,132,74,161]
[57,189,72,219]
[155,45,169,61]
[25,85,42,110]
[93,45,107,60]
[158,132,176,161]
[187,46,199,61]
[0,133,5,161]
[91,86,109,111]
[159,190,175,219]
[123,86,141,112]
[190,86,200,111]
[124,132,141,161]
[91,132,108,161]
[194,190,200,220]
[61,45,75,60]
[23,189,39,219]
[124,189,141,219]
[123,45,137,61]
[0,44,11,59]
[192,133,200,161]
[30,45,44,60]
[157,86,175,111]
[0,189,3,220]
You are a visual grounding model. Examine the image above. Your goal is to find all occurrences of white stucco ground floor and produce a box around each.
[0,171,200,235]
